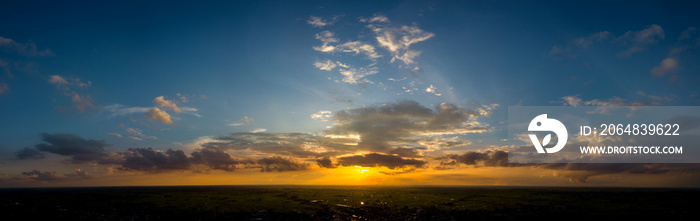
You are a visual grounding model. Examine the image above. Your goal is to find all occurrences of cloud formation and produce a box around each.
[325,100,488,152]
[364,16,434,66]
[144,107,174,125]
[28,133,109,163]
[0,36,54,57]
[310,15,434,85]
[650,57,680,76]
[616,24,665,56]
[257,156,309,172]
[337,153,426,169]
[229,116,254,126]
[22,170,62,181]
[48,75,95,113]
[15,147,45,160]
[120,148,190,172]
[153,96,181,113]
[310,110,333,121]
[307,16,335,28]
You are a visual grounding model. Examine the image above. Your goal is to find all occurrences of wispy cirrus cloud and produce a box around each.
[364,16,434,66]
[550,25,666,59]
[616,24,665,57]
[103,95,200,125]
[309,14,438,95]
[0,36,54,57]
[307,16,339,28]
[229,116,254,126]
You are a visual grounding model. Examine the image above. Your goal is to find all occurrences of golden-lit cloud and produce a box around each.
[144,107,174,125]
[153,96,181,113]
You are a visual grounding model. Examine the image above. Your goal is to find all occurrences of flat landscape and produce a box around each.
[1,186,697,220]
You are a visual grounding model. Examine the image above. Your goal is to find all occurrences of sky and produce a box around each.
[1,0,700,187]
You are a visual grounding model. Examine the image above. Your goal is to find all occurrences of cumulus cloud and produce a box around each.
[70,93,95,113]
[310,110,333,121]
[201,132,344,158]
[650,57,680,76]
[48,75,95,112]
[144,107,174,125]
[119,148,190,172]
[313,31,339,52]
[316,156,336,168]
[425,84,441,96]
[73,168,92,178]
[195,101,490,167]
[190,148,238,171]
[29,133,109,163]
[443,150,509,167]
[0,36,53,56]
[49,75,68,85]
[15,147,45,160]
[153,96,181,113]
[325,100,489,152]
[107,133,122,138]
[337,153,426,169]
[257,156,309,172]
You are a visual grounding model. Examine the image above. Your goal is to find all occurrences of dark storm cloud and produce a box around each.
[190,148,238,171]
[32,133,109,163]
[15,147,44,160]
[316,156,336,168]
[337,153,426,169]
[119,148,190,172]
[257,156,309,172]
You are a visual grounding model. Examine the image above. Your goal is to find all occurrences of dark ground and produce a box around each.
[0,186,697,220]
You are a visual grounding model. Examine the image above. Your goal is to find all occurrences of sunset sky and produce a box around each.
[2,1,700,187]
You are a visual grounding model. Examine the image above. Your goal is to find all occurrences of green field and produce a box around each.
[1,186,697,220]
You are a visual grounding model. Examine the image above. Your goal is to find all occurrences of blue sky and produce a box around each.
[1,1,699,186]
